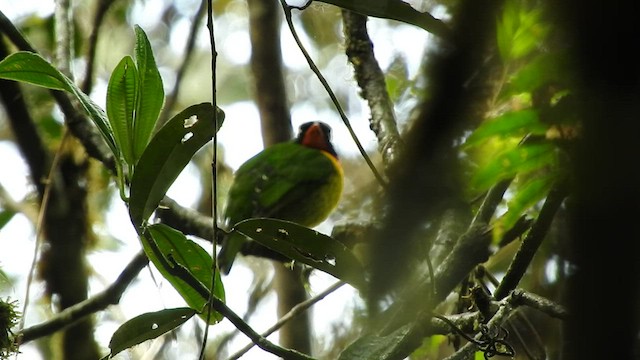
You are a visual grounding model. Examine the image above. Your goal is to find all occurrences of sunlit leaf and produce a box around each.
[494,174,555,241]
[464,109,547,148]
[106,56,138,165]
[0,52,117,156]
[0,51,72,91]
[496,0,548,61]
[108,307,196,357]
[317,0,450,37]
[142,224,224,323]
[132,25,164,162]
[471,144,556,193]
[506,52,570,95]
[129,103,224,228]
[233,218,366,289]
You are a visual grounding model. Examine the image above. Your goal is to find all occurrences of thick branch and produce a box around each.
[342,10,402,167]
[18,251,149,343]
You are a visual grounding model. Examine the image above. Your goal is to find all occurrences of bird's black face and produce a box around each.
[297,121,332,142]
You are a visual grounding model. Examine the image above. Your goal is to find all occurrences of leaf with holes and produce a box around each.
[108,307,196,357]
[233,218,366,289]
[142,224,224,324]
[129,103,224,229]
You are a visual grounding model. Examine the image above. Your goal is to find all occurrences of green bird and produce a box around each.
[218,121,343,274]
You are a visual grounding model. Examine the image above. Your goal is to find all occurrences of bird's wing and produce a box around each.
[224,142,338,226]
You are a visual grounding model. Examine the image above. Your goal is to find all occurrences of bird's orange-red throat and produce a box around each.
[298,121,343,176]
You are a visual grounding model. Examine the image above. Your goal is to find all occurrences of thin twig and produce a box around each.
[228,281,346,360]
[81,0,117,93]
[17,128,70,336]
[493,183,568,300]
[201,0,220,357]
[278,1,387,188]
[158,0,207,127]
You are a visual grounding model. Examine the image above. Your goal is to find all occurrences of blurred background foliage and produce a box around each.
[0,0,601,359]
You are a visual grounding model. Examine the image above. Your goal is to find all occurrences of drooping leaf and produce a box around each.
[129,103,224,228]
[108,307,196,357]
[464,109,547,148]
[132,25,164,162]
[142,224,224,323]
[317,0,450,38]
[0,52,117,156]
[471,144,556,193]
[233,218,366,289]
[106,56,138,165]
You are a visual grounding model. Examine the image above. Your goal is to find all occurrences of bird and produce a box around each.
[217,121,343,274]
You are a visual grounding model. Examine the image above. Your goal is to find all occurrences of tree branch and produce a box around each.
[81,0,117,94]
[493,183,568,300]
[342,10,402,167]
[18,251,149,343]
[279,1,386,187]
[158,0,207,128]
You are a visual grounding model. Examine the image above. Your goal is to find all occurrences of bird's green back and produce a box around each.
[224,141,343,229]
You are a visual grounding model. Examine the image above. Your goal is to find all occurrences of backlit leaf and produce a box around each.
[108,307,196,357]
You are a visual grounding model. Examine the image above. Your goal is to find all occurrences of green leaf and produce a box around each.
[129,103,224,228]
[317,0,450,37]
[494,174,555,240]
[0,51,72,91]
[0,210,16,230]
[108,307,196,357]
[143,224,224,323]
[471,144,556,193]
[464,109,547,148]
[133,25,164,162]
[107,56,138,165]
[233,218,366,289]
[0,52,117,157]
[507,52,570,95]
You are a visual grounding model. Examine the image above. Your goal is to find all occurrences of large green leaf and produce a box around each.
[106,56,138,165]
[0,52,117,157]
[464,109,547,148]
[108,307,196,357]
[143,224,224,323]
[129,103,224,228]
[471,144,556,193]
[233,218,366,289]
[132,25,164,162]
[317,0,450,37]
